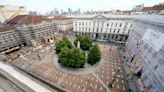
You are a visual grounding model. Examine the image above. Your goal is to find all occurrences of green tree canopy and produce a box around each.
[55,36,72,54]
[74,35,92,51]
[74,35,82,47]
[58,47,85,68]
[88,44,101,65]
[63,36,72,49]
[81,36,92,50]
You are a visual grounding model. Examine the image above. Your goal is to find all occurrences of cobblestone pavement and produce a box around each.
[9,44,127,92]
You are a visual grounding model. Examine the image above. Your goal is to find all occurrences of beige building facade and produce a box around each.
[0,5,27,23]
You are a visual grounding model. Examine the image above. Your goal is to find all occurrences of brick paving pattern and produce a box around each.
[10,44,127,92]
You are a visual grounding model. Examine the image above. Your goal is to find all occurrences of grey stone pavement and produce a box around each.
[53,52,104,75]
[118,47,141,92]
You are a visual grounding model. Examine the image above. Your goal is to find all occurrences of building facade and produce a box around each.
[126,15,164,92]
[73,15,133,43]
[0,15,58,53]
[132,4,144,12]
[0,5,27,23]
[53,16,73,33]
[0,26,22,53]
[16,22,57,46]
[7,15,58,46]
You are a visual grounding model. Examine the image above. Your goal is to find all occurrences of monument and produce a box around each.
[77,41,80,49]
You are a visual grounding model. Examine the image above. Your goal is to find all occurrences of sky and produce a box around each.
[0,0,164,14]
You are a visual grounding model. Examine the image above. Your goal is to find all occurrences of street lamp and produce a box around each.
[109,39,113,51]
[109,44,112,51]
[108,68,120,88]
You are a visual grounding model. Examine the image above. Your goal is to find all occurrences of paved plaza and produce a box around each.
[9,44,127,92]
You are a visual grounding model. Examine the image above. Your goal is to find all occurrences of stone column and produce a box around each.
[93,33,96,39]
[101,34,104,40]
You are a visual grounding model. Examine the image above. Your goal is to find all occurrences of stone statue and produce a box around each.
[77,41,80,49]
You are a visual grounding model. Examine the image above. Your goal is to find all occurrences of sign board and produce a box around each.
[142,29,164,52]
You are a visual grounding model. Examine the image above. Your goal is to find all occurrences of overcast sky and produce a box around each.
[0,0,163,14]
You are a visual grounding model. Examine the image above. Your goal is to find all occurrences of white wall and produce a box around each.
[73,16,133,35]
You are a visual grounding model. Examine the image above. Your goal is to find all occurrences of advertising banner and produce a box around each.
[142,29,164,52]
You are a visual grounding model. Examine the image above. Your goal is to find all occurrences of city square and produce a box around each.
[8,35,127,92]
[0,1,164,92]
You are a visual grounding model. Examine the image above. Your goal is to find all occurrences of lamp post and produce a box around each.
[109,68,120,88]
[109,39,113,51]
[109,43,112,51]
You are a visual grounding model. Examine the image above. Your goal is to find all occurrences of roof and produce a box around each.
[134,15,164,25]
[0,25,16,32]
[7,15,45,25]
[53,16,72,20]
[72,14,134,19]
[142,6,164,10]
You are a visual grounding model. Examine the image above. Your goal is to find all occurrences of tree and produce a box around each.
[58,47,71,66]
[74,35,92,50]
[88,44,101,65]
[81,36,92,50]
[55,36,72,54]
[74,35,82,47]
[70,48,85,68]
[55,40,67,54]
[58,47,85,68]
[63,36,72,49]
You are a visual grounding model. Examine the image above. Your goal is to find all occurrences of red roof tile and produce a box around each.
[53,16,72,20]
[0,25,16,32]
[7,15,45,25]
[143,6,164,10]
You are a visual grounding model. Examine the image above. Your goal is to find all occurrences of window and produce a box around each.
[130,24,133,28]
[115,23,117,27]
[118,29,120,33]
[148,48,152,53]
[75,22,77,26]
[148,60,151,64]
[107,23,109,27]
[119,23,122,27]
[125,23,128,28]
[153,65,158,70]
[158,58,164,64]
[128,30,130,34]
[147,85,153,90]
[79,22,81,26]
[111,23,113,27]
[110,29,112,32]
[114,29,116,33]
[152,52,158,58]
[143,44,148,50]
